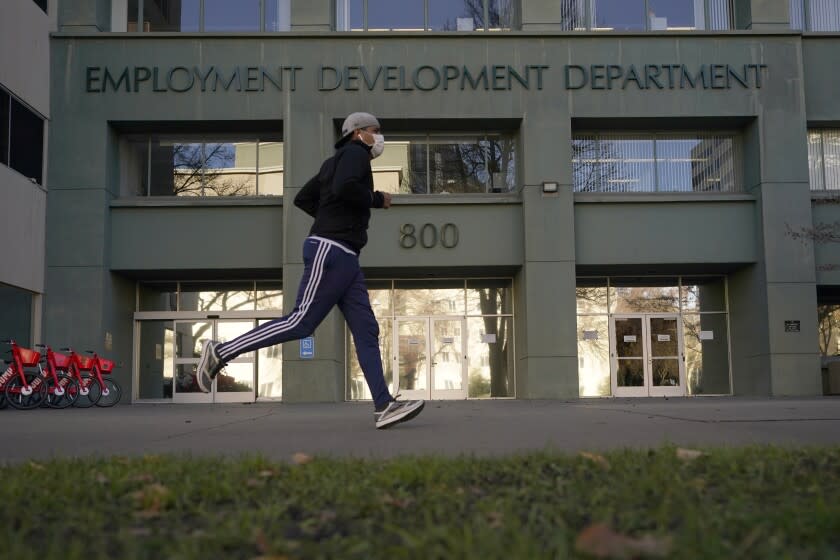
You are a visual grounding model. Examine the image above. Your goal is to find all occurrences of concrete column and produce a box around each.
[729,38,821,396]
[280,107,346,402]
[291,0,332,32]
[517,113,579,398]
[733,0,791,31]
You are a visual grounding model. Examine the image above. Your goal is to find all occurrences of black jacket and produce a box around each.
[294,140,386,253]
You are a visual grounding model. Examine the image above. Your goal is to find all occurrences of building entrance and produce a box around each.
[610,314,686,397]
[394,317,467,400]
[172,319,255,403]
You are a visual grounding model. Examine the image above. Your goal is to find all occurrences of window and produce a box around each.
[346,279,515,400]
[808,129,840,191]
[0,90,8,166]
[572,132,740,193]
[127,0,290,32]
[576,276,730,397]
[32,0,47,14]
[791,0,840,31]
[373,134,516,194]
[0,86,45,185]
[560,0,731,31]
[0,283,33,348]
[337,0,514,31]
[122,135,283,197]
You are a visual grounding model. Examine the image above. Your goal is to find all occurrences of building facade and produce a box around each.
[20,0,840,403]
[0,0,51,351]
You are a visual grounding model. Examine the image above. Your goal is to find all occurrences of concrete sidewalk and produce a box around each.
[2,397,839,462]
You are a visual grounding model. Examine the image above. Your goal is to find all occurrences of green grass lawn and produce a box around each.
[1,446,838,559]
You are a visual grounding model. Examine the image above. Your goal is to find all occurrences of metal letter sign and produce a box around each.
[300,337,315,359]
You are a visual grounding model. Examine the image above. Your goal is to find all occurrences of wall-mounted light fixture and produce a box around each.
[542,181,559,193]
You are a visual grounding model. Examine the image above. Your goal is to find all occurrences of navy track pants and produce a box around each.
[215,236,392,408]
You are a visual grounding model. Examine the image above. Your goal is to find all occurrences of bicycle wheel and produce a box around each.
[95,378,122,407]
[45,373,80,409]
[6,373,47,410]
[72,374,102,408]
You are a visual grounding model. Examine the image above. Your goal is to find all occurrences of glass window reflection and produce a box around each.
[138,321,174,399]
[429,0,483,31]
[593,0,645,31]
[265,0,291,32]
[367,0,424,30]
[467,316,513,397]
[141,0,200,32]
[609,278,680,313]
[180,282,256,312]
[648,0,704,30]
[374,135,516,194]
[204,0,260,31]
[577,314,610,396]
[466,279,512,315]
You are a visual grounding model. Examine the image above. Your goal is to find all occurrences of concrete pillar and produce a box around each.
[517,113,579,398]
[729,38,821,395]
[280,106,346,402]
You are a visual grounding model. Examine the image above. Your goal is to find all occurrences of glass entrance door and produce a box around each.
[646,315,684,397]
[394,317,467,400]
[610,314,685,397]
[431,318,467,399]
[395,318,429,401]
[172,319,256,403]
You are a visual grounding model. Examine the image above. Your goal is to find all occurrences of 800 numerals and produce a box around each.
[400,223,459,249]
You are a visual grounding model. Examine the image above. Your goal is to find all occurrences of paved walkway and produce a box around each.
[2,398,839,462]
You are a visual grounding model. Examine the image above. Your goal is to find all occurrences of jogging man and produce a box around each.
[195,112,424,429]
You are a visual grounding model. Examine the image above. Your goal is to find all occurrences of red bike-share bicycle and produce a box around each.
[1,340,46,410]
[34,344,81,408]
[61,347,122,407]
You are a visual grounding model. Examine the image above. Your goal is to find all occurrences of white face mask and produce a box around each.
[370,133,385,159]
[361,130,385,159]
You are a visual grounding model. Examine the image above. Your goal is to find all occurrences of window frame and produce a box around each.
[377,132,518,195]
[790,0,840,32]
[572,130,742,194]
[0,84,45,186]
[808,129,840,191]
[563,0,733,31]
[129,0,290,32]
[336,0,516,32]
[124,134,283,197]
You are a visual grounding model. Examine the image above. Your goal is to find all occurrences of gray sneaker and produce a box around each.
[196,340,225,393]
[374,398,425,429]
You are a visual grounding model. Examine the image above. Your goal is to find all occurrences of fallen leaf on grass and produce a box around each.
[381,494,414,509]
[95,472,109,485]
[130,473,155,483]
[28,462,45,471]
[575,523,672,559]
[291,453,313,465]
[486,511,504,529]
[580,451,611,469]
[125,527,152,537]
[258,469,277,478]
[676,448,704,461]
[254,528,269,554]
[129,483,171,519]
[246,478,264,488]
